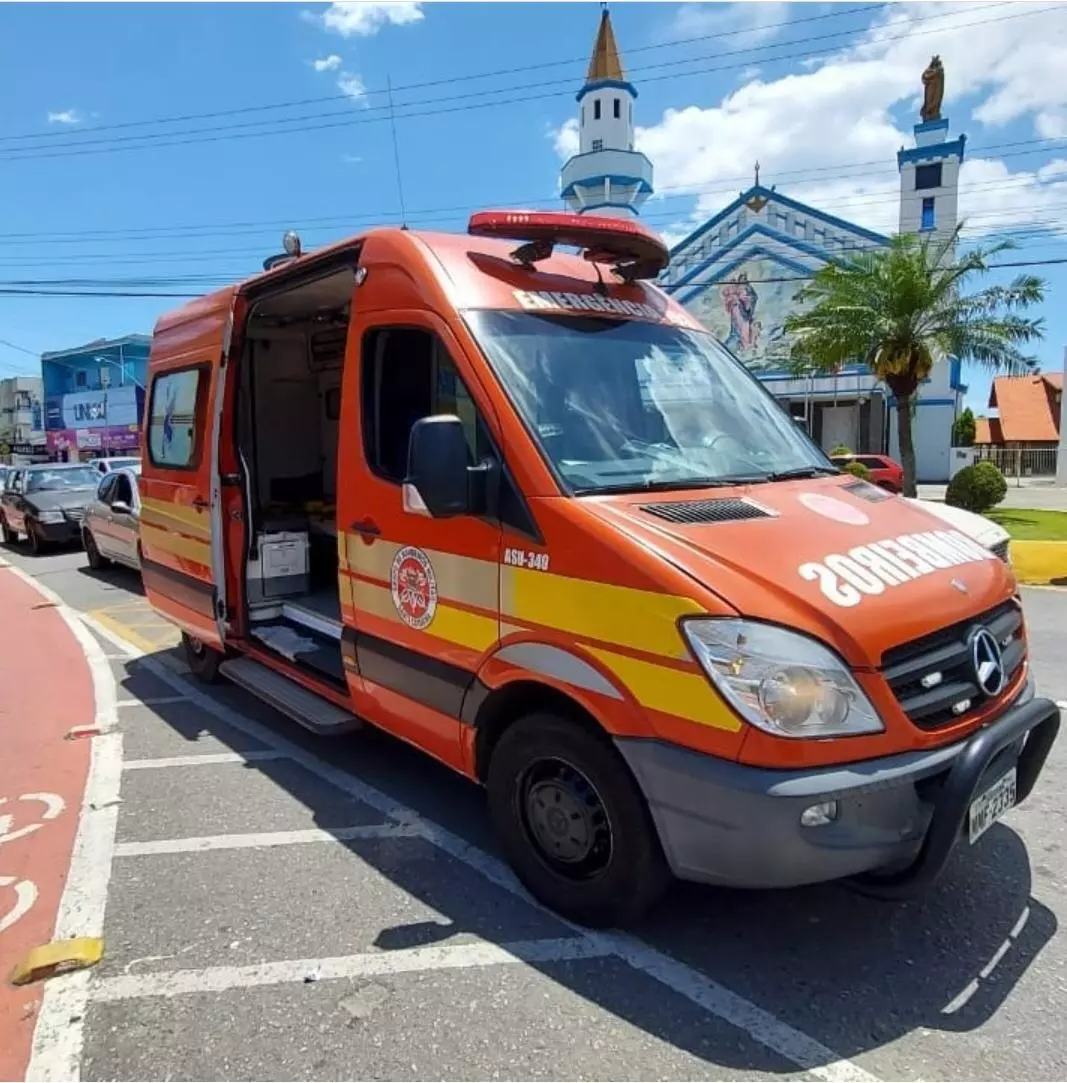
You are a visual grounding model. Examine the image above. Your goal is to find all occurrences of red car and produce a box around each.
[831,453,905,493]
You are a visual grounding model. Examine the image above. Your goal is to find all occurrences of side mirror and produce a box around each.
[406,415,487,519]
[111,500,131,515]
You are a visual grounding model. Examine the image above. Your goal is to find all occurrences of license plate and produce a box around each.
[968,767,1017,845]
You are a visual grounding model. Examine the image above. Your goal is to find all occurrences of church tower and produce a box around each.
[897,56,965,253]
[560,5,653,218]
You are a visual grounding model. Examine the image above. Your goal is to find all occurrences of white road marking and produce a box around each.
[10,568,124,1083]
[116,696,189,708]
[0,792,66,846]
[942,905,1032,1016]
[82,612,878,1082]
[92,936,610,1001]
[0,875,38,933]
[113,822,419,857]
[122,750,288,771]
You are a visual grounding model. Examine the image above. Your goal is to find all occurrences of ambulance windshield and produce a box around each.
[467,310,831,494]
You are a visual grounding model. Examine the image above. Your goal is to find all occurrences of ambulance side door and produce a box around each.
[338,313,504,772]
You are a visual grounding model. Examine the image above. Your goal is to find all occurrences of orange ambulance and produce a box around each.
[139,210,1060,926]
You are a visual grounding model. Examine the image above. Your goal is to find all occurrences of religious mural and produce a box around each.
[689,257,808,373]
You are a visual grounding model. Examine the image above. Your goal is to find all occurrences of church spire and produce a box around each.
[560,5,653,219]
[586,5,625,84]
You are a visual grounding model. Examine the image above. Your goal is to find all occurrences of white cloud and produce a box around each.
[46,109,80,125]
[550,2,1067,242]
[317,1,423,37]
[668,2,790,47]
[313,54,342,72]
[342,154,363,164]
[552,118,579,161]
[337,72,366,102]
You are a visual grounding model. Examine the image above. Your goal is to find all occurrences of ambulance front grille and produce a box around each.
[881,600,1025,729]
[639,498,773,525]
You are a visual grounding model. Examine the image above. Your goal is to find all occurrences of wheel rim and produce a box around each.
[519,757,613,879]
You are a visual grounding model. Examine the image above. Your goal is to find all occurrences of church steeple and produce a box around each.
[586,5,624,83]
[559,5,654,219]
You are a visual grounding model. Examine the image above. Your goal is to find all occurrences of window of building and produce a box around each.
[813,228,826,246]
[594,99,601,121]
[775,212,787,231]
[361,327,490,485]
[75,370,87,388]
[581,106,585,125]
[915,163,942,190]
[794,220,806,239]
[591,138,603,152]
[613,98,620,119]
[147,366,206,469]
[921,197,936,231]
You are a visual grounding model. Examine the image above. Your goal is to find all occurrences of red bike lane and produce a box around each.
[0,566,95,1082]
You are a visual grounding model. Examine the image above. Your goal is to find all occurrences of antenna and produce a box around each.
[386,74,408,228]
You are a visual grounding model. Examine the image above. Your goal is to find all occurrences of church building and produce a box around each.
[561,10,966,482]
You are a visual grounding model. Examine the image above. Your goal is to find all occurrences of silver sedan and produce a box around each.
[83,466,142,572]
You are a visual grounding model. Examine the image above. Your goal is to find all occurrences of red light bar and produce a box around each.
[467,210,669,282]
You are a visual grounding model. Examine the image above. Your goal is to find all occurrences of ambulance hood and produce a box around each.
[592,477,1017,670]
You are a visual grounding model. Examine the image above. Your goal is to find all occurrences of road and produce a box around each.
[5,541,1067,1082]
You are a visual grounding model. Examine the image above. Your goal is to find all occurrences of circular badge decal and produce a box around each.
[390,546,438,630]
[797,492,870,526]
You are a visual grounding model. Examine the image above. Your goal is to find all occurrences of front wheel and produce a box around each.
[182,632,224,683]
[84,530,110,570]
[486,713,670,927]
[27,521,47,556]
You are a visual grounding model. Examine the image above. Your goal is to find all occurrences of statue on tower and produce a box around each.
[920,56,944,122]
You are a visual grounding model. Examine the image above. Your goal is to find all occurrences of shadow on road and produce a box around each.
[114,649,1057,1076]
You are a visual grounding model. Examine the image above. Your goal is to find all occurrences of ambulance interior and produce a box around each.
[235,266,355,686]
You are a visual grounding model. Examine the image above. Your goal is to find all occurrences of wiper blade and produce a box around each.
[765,466,840,482]
[575,475,767,495]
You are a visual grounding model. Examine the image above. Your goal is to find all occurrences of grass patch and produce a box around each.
[986,507,1067,541]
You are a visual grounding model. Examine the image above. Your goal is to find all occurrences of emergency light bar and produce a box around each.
[467,210,669,282]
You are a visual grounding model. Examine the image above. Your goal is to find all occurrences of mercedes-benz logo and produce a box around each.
[971,627,1005,697]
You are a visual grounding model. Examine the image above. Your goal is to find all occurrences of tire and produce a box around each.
[182,632,224,683]
[27,521,46,555]
[486,713,671,928]
[84,530,110,570]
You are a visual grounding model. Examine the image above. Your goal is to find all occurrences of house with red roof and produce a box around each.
[976,373,1062,448]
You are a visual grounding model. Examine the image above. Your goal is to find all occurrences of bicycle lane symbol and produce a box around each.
[0,793,65,935]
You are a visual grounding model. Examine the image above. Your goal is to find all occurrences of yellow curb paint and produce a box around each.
[9,937,104,986]
[86,609,178,654]
[1010,540,1067,585]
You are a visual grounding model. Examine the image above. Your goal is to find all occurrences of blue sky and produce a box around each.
[1,1,1065,415]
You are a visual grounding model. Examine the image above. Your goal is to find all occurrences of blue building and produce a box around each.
[40,334,150,461]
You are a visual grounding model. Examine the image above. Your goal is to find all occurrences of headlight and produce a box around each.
[681,618,884,739]
[35,510,64,523]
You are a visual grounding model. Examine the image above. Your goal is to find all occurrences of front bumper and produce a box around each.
[34,516,84,543]
[617,689,1060,895]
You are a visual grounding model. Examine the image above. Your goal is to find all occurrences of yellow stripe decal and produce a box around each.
[140,522,212,565]
[140,499,211,539]
[502,566,701,660]
[428,604,498,653]
[587,647,741,732]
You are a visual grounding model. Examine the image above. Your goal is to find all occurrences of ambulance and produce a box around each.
[140,210,1060,926]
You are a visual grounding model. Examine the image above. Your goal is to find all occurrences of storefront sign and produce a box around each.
[44,386,142,432]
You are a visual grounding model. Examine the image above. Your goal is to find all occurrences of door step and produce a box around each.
[218,656,362,736]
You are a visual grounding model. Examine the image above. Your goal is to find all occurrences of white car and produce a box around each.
[906,498,1011,563]
[89,456,142,476]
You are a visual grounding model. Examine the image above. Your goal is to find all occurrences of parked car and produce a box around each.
[831,453,904,493]
[83,467,141,571]
[0,463,101,553]
[89,455,142,476]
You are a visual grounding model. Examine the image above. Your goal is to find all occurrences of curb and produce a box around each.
[1010,540,1067,585]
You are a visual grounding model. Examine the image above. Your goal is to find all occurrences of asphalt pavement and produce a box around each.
[5,540,1067,1082]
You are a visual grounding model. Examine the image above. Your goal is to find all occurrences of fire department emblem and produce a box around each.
[390,546,438,630]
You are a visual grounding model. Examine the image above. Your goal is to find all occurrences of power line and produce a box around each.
[0,3,1046,163]
[0,3,891,146]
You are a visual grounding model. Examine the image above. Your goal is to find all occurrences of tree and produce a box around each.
[951,407,977,447]
[784,225,1044,496]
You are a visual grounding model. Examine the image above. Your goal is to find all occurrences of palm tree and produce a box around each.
[783,224,1045,496]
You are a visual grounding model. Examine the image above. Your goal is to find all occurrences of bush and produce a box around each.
[952,407,976,448]
[945,460,1007,514]
[830,444,853,457]
[841,461,872,481]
